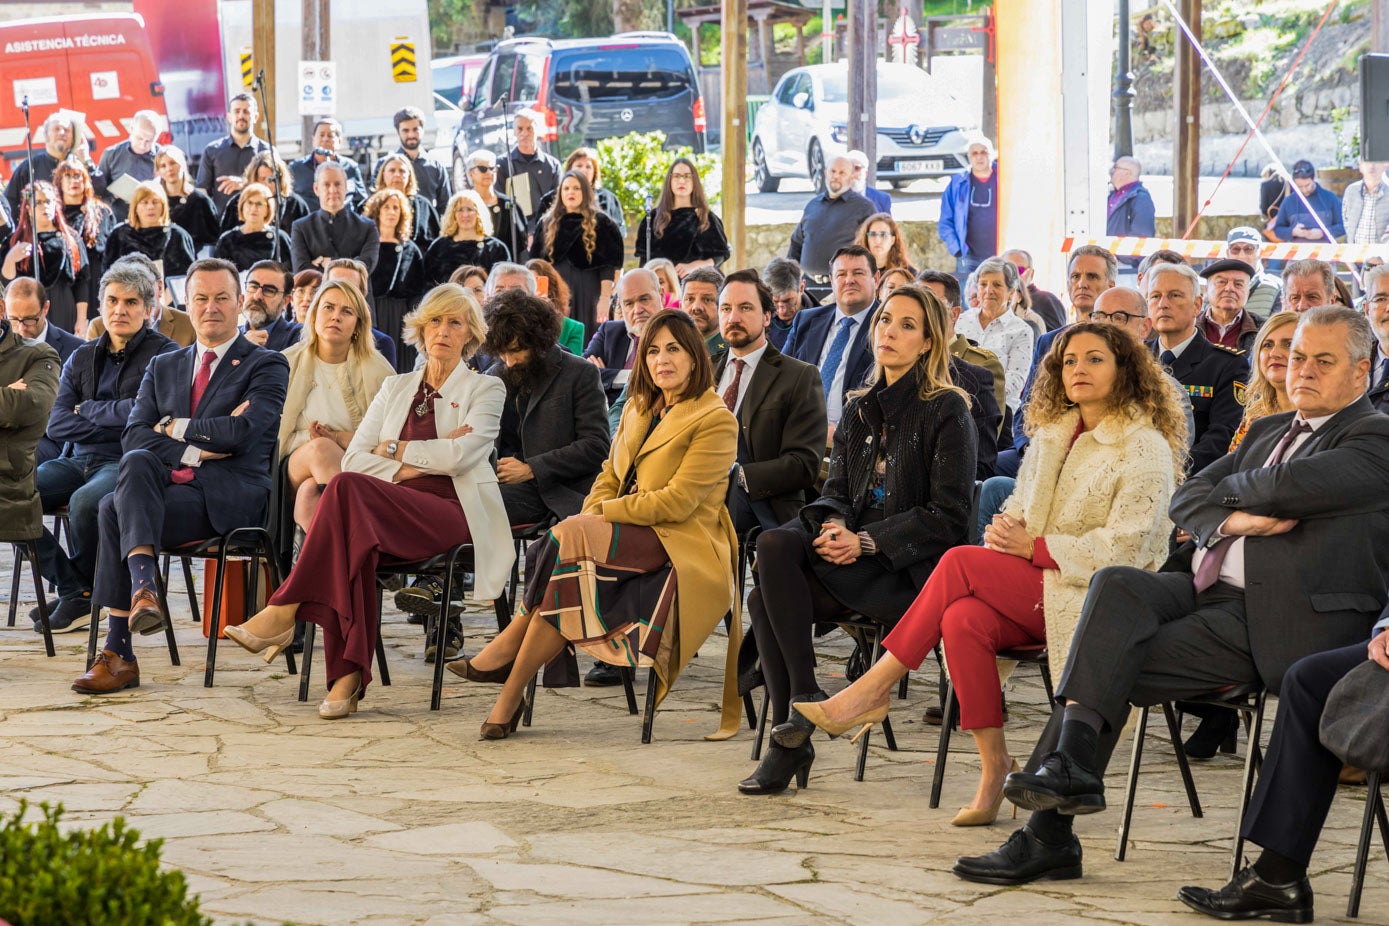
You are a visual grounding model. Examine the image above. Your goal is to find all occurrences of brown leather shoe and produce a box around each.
[128,589,166,636]
[73,650,140,694]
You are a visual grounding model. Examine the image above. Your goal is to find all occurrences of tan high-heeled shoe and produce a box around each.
[791,700,889,744]
[479,702,525,740]
[952,760,1021,827]
[319,685,362,720]
[225,622,295,664]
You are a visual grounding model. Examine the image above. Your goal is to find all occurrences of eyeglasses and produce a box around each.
[5,314,43,328]
[670,172,695,181]
[865,231,894,239]
[1091,311,1144,325]
[470,165,495,173]
[245,281,283,297]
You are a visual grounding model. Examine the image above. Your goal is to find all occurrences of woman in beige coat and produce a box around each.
[278,280,394,534]
[448,310,742,741]
[795,323,1187,824]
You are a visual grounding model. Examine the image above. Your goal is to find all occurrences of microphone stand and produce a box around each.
[643,193,653,267]
[500,92,522,261]
[252,69,283,263]
[20,95,42,281]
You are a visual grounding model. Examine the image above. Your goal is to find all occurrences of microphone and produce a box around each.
[251,69,265,92]
[20,94,29,116]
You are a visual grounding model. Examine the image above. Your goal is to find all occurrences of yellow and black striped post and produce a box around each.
[240,47,254,87]
[390,37,416,83]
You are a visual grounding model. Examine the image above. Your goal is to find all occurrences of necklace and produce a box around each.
[415,383,440,418]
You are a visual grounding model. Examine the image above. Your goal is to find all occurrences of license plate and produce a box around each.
[897,159,944,173]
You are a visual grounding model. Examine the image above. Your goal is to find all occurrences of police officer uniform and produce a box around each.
[1152,330,1247,473]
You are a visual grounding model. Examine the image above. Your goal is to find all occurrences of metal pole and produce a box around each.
[722,0,749,267]
[822,0,833,62]
[667,0,675,34]
[1113,0,1135,158]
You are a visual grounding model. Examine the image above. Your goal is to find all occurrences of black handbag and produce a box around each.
[1319,659,1389,773]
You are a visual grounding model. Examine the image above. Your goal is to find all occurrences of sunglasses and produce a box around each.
[471,165,496,173]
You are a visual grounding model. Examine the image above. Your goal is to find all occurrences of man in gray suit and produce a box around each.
[956,305,1389,888]
[713,269,827,533]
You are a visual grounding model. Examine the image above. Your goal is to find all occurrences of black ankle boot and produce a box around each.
[1183,708,1240,759]
[738,741,815,794]
[768,689,829,749]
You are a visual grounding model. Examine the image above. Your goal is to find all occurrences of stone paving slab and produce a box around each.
[2,551,1386,926]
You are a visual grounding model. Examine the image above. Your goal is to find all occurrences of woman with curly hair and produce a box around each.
[526,258,585,356]
[791,322,1185,825]
[633,158,729,276]
[534,147,627,236]
[425,189,511,287]
[371,152,441,246]
[533,170,624,341]
[856,212,916,277]
[53,158,116,311]
[364,187,427,370]
[1230,311,1298,451]
[1,180,90,333]
[218,151,309,237]
[155,146,220,250]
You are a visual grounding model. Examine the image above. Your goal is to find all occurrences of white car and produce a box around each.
[751,61,977,193]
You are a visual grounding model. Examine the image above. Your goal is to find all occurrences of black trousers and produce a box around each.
[1052,567,1261,774]
[499,481,554,528]
[1242,641,1367,866]
[93,450,216,611]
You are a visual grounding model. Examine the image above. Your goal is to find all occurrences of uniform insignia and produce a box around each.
[1234,381,1247,405]
[1184,384,1214,399]
[1213,342,1246,355]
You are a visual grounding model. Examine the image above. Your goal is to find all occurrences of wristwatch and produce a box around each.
[387,440,400,459]
[157,415,175,435]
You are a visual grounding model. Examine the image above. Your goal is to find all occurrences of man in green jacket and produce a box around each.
[0,306,61,545]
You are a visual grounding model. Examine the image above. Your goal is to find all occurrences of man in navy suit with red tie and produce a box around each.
[75,258,289,694]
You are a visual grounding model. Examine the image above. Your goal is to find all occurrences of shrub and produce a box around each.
[0,801,211,926]
[595,130,721,228]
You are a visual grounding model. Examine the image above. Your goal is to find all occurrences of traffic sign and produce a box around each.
[298,60,336,115]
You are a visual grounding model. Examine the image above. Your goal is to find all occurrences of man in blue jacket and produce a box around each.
[938,137,998,281]
[1274,160,1345,243]
[33,264,177,632]
[1106,157,1156,273]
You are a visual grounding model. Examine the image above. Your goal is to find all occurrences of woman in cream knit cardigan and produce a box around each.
[278,280,394,532]
[793,323,1187,825]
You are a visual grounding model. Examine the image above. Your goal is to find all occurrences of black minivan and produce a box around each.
[451,32,706,188]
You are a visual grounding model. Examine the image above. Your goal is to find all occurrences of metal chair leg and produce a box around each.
[180,556,199,621]
[1161,702,1204,818]
[641,667,658,744]
[751,689,769,761]
[1231,694,1267,880]
[621,667,639,715]
[1347,771,1383,918]
[156,561,180,666]
[202,551,228,685]
[429,554,460,711]
[27,541,54,657]
[929,680,957,807]
[743,692,757,730]
[7,543,23,627]
[86,591,100,666]
[1116,706,1150,862]
[298,621,317,702]
[522,672,538,727]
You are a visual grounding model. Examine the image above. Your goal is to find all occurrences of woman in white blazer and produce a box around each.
[228,283,514,718]
[793,323,1187,825]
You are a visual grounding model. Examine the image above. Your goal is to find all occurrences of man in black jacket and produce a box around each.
[290,161,380,273]
[33,264,177,631]
[1364,264,1389,413]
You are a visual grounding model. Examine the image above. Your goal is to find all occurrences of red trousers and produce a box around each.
[883,545,1045,730]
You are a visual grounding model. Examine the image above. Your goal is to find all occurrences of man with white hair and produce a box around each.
[5,110,96,218]
[289,161,381,273]
[95,110,164,215]
[938,136,998,281]
[584,268,662,406]
[787,155,876,301]
[846,149,891,213]
[1106,156,1156,278]
[493,110,562,236]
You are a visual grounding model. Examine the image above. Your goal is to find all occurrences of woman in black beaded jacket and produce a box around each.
[737,284,977,795]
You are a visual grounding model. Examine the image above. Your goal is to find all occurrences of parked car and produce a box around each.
[751,61,977,193]
[450,31,705,189]
[432,53,487,147]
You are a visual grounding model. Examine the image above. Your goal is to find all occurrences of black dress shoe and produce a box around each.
[737,741,814,794]
[952,825,1083,885]
[1003,751,1106,815]
[769,689,829,749]
[1177,866,1313,923]
[584,662,625,687]
[1183,707,1241,759]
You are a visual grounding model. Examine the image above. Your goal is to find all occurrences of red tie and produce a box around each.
[190,349,216,415]
[721,358,745,412]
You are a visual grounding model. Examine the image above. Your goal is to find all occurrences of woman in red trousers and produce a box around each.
[788,323,1187,824]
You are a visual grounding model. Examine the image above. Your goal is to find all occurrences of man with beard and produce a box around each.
[5,111,97,220]
[196,94,271,213]
[713,269,825,533]
[787,156,875,302]
[584,268,661,407]
[290,119,368,213]
[375,107,451,216]
[239,261,301,351]
[290,161,381,274]
[681,266,726,353]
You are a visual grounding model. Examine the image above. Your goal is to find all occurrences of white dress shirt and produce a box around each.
[819,305,874,425]
[170,337,237,465]
[1192,412,1331,589]
[956,308,1034,411]
[716,342,768,416]
[1159,329,1199,361]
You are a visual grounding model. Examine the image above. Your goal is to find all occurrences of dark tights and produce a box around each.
[747,526,849,726]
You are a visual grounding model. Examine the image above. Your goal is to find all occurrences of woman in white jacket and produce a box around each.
[792,323,1187,824]
[227,284,514,718]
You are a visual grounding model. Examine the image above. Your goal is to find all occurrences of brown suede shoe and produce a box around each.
[128,589,167,636]
[73,650,140,694]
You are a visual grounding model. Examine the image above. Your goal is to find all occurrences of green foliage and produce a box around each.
[595,130,720,226]
[428,0,473,54]
[1331,106,1361,169]
[516,0,613,38]
[0,801,212,926]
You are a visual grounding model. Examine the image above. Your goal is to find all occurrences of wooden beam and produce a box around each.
[721,0,749,268]
[251,0,275,142]
[846,1,877,185]
[1173,0,1200,237]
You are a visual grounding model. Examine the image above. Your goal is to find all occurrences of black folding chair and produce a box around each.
[6,540,54,657]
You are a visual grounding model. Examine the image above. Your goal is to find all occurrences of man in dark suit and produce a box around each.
[1178,623,1389,922]
[1147,261,1247,474]
[585,269,660,408]
[1364,264,1389,413]
[75,258,289,695]
[957,306,1389,889]
[289,161,380,274]
[4,278,82,463]
[783,245,878,436]
[713,270,826,533]
[34,264,177,632]
[239,261,302,351]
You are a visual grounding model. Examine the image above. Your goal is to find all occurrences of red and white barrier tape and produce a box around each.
[1061,236,1389,263]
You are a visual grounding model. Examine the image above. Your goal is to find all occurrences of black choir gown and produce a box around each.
[370,238,427,372]
[213,227,294,271]
[5,231,91,331]
[533,211,624,342]
[422,235,511,287]
[167,189,221,251]
[483,193,526,263]
[633,206,730,268]
[220,190,310,236]
[104,223,197,280]
[63,202,116,309]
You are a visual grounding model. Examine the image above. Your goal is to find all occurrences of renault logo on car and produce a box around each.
[908,124,924,146]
